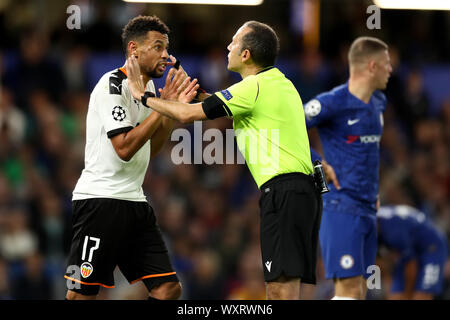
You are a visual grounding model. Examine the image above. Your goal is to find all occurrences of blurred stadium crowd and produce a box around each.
[0,0,449,299]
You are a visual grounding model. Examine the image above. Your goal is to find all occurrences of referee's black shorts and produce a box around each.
[259,172,322,284]
[64,198,178,296]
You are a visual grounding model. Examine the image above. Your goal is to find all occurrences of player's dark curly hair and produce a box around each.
[239,21,280,68]
[121,15,170,56]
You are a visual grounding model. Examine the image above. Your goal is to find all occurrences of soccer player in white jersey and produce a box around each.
[64,15,197,300]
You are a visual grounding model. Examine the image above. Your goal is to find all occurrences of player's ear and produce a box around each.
[368,59,377,74]
[128,41,138,58]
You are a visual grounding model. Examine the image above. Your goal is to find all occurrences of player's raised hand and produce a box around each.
[125,55,146,100]
[178,77,199,104]
[322,160,341,190]
[159,67,194,102]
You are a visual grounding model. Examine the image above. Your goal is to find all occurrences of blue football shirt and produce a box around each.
[304,83,386,216]
[377,205,447,257]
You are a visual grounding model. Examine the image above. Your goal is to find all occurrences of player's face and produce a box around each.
[226,26,251,72]
[373,50,392,90]
[135,31,169,79]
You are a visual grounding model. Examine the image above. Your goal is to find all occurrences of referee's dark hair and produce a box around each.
[121,15,170,57]
[240,21,280,68]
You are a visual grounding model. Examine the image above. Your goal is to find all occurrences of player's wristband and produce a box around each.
[141,91,155,108]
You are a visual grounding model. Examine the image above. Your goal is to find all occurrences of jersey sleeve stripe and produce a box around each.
[107,126,134,139]
[255,81,260,103]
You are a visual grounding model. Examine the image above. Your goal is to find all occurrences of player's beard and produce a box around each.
[145,67,164,79]
[141,61,166,79]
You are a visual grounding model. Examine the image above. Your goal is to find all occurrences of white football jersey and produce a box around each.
[73,67,155,202]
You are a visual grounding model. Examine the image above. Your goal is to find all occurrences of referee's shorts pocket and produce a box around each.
[259,188,277,217]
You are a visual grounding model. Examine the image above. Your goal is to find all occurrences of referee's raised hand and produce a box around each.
[126,55,146,100]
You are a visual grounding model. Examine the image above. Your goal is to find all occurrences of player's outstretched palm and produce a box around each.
[125,55,146,100]
[159,67,199,103]
[159,67,187,101]
[178,77,199,103]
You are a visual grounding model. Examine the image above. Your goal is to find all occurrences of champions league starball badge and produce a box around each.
[112,106,126,121]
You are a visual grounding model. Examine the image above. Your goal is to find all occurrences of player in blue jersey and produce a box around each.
[378,205,448,300]
[304,37,392,299]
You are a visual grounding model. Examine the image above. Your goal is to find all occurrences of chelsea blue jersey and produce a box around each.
[377,205,447,258]
[304,83,386,216]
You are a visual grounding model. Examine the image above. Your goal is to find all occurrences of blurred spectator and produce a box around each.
[62,45,89,93]
[217,211,248,277]
[0,173,14,208]
[384,46,405,111]
[292,48,330,103]
[84,3,121,52]
[0,257,11,299]
[199,46,228,92]
[10,252,52,300]
[2,29,66,111]
[226,244,265,300]
[398,70,431,141]
[0,207,37,262]
[32,191,69,263]
[0,87,26,147]
[185,248,226,300]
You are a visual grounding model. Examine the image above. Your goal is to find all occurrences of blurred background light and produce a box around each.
[374,0,450,10]
[123,0,264,6]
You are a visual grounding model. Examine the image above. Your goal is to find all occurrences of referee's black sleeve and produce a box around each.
[202,94,232,120]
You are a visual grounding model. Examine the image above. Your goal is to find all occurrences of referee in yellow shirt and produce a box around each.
[126,21,322,300]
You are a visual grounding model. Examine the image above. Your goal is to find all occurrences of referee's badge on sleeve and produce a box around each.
[220,89,233,101]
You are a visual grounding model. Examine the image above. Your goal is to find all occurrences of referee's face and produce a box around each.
[135,31,170,79]
[227,26,251,72]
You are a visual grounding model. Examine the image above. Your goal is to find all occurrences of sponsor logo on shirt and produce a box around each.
[346,135,381,144]
[360,135,381,144]
[347,118,360,126]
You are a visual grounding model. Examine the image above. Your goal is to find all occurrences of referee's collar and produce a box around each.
[256,66,275,74]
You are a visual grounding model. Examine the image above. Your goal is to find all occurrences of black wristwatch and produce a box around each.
[141,91,155,108]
